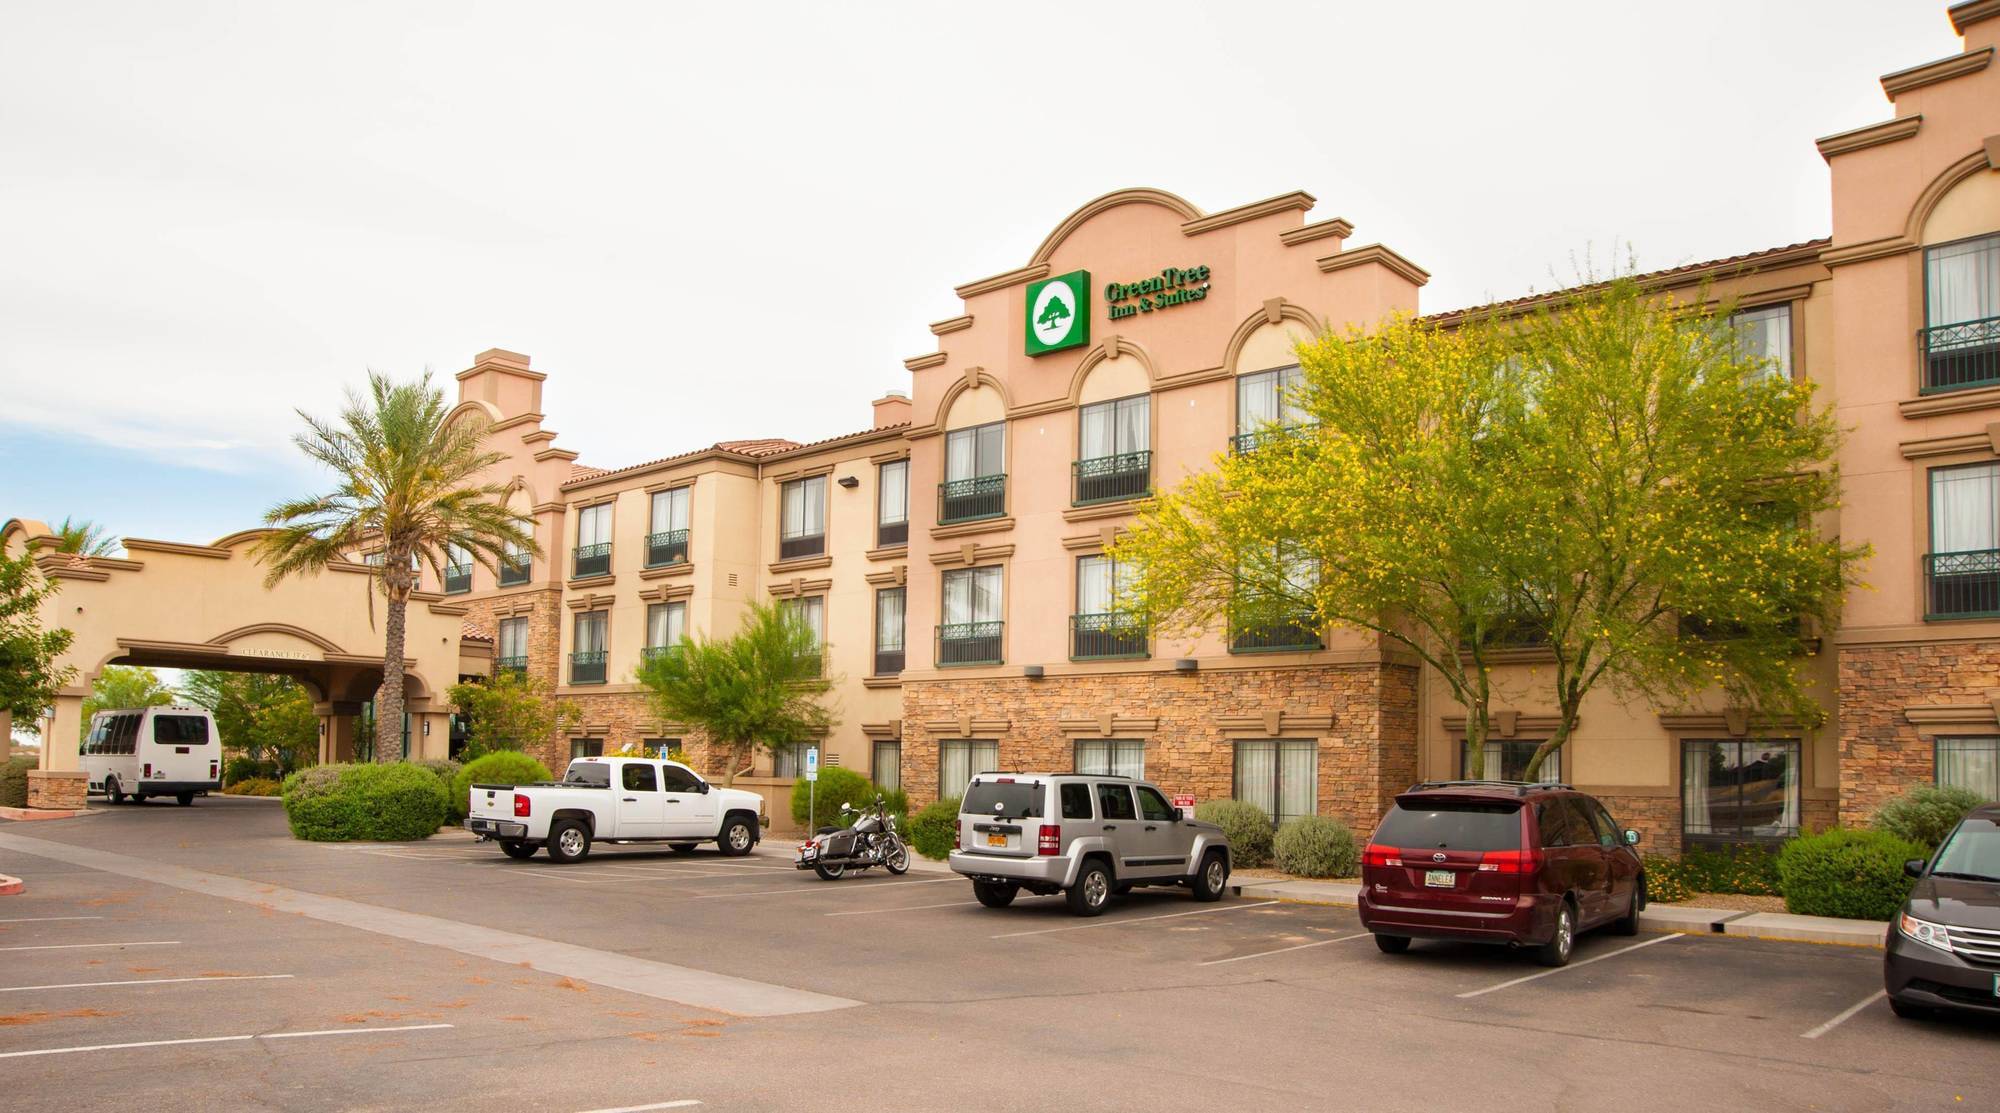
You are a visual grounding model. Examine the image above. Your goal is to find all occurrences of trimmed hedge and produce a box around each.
[1777,828,1925,921]
[449,751,552,825]
[223,777,282,797]
[789,766,906,830]
[1195,799,1274,868]
[1273,815,1358,878]
[224,756,280,785]
[281,763,449,842]
[0,755,35,808]
[1646,843,1781,898]
[411,758,465,820]
[909,797,960,860]
[1873,785,1986,850]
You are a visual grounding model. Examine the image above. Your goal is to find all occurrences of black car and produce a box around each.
[1885,802,2000,1019]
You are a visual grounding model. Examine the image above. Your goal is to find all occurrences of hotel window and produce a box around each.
[940,421,1005,523]
[496,617,529,676]
[772,742,815,779]
[1234,739,1317,826]
[1072,554,1147,660]
[1234,364,1307,453]
[573,503,612,578]
[570,611,608,685]
[1075,739,1144,779]
[1681,738,1800,842]
[877,460,909,547]
[939,739,998,797]
[1922,233,2000,393]
[1230,544,1322,652]
[644,738,683,760]
[443,542,472,594]
[644,601,686,661]
[1728,304,1792,382]
[780,596,825,675]
[874,586,906,676]
[647,487,690,568]
[499,535,532,586]
[779,475,827,559]
[872,740,901,792]
[939,566,1003,665]
[1075,394,1150,504]
[570,738,604,761]
[1926,463,2000,618]
[1462,739,1560,783]
[1937,737,2000,800]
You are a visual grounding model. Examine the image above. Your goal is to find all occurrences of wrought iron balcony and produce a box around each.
[571,542,611,579]
[498,559,531,587]
[876,520,909,548]
[1072,451,1151,506]
[874,648,905,677]
[1926,548,2000,619]
[1922,315,2000,395]
[1229,423,1317,455]
[938,474,1006,525]
[1070,612,1149,660]
[569,650,608,685]
[779,533,825,560]
[443,566,471,595]
[646,529,689,568]
[1228,614,1323,653]
[495,655,528,677]
[937,621,1003,666]
[640,645,677,663]
[1475,614,1551,649]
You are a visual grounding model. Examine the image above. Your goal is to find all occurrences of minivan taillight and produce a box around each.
[1362,843,1402,868]
[1037,824,1060,855]
[513,794,531,818]
[143,763,152,778]
[1477,849,1543,874]
[954,826,961,851]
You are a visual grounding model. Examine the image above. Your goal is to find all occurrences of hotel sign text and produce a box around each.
[1106,265,1211,321]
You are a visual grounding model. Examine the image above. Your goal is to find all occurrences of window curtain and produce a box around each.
[1080,402,1115,461]
[782,598,824,649]
[1931,464,2000,553]
[1076,739,1144,779]
[574,613,606,655]
[1234,741,1277,816]
[499,618,527,659]
[875,588,905,652]
[1277,740,1317,824]
[873,741,901,792]
[1937,737,1999,800]
[651,488,689,533]
[1763,742,1800,836]
[1927,235,2000,328]
[1465,741,1559,783]
[879,461,908,525]
[647,602,684,648]
[577,504,610,547]
[946,423,1004,481]
[1076,556,1111,614]
[1682,742,1713,835]
[1730,305,1792,381]
[940,740,997,796]
[944,567,1001,625]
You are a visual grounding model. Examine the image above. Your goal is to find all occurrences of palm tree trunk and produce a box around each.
[377,589,409,763]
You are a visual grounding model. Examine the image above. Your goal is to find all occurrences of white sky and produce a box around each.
[0,0,1963,519]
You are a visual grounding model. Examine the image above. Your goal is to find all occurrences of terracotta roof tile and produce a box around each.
[1422,238,1831,323]
[460,620,493,643]
[558,424,910,490]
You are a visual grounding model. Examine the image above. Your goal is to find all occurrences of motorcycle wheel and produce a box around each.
[884,837,911,875]
[813,861,847,881]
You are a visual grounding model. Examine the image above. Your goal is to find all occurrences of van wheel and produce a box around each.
[175,791,195,807]
[1066,861,1113,917]
[1191,851,1229,902]
[1537,901,1576,967]
[105,778,125,805]
[1375,934,1411,954]
[973,880,1018,908]
[547,819,591,863]
[718,816,755,857]
[1611,882,1642,936]
[668,842,698,855]
[499,841,537,860]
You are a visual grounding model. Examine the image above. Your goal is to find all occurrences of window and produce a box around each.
[647,487,690,567]
[497,617,529,675]
[661,764,703,792]
[1060,783,1094,819]
[571,611,608,684]
[1461,740,1560,784]
[872,740,901,792]
[940,421,1005,523]
[1728,304,1792,381]
[1681,738,1800,841]
[1135,785,1175,822]
[622,763,658,792]
[570,739,604,761]
[1234,364,1307,452]
[1075,394,1150,504]
[443,542,472,594]
[1926,463,2000,617]
[1073,555,1146,659]
[1234,739,1317,825]
[1230,545,1321,652]
[772,742,814,779]
[1535,798,1579,847]
[573,503,612,578]
[877,460,909,547]
[939,566,1003,665]
[1937,737,2000,800]
[780,596,825,674]
[780,476,827,559]
[1096,782,1138,821]
[874,587,905,676]
[1583,800,1624,848]
[1923,233,2000,393]
[1074,739,1143,779]
[939,739,997,796]
[152,715,209,745]
[644,601,686,660]
[500,535,531,586]
[643,738,682,758]
[111,713,140,754]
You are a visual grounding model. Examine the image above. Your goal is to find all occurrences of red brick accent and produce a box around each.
[26,770,87,811]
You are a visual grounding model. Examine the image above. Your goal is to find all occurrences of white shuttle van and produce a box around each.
[82,706,223,806]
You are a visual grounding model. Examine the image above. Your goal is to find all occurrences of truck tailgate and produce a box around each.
[468,783,522,822]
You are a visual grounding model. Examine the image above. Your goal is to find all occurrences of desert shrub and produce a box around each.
[0,755,36,808]
[1194,799,1274,868]
[1777,828,1925,921]
[281,762,449,842]
[909,797,960,860]
[222,777,282,797]
[789,766,903,830]
[223,756,280,785]
[1674,843,1782,896]
[411,758,465,820]
[1640,857,1694,904]
[449,751,552,824]
[1873,784,1986,850]
[1272,815,1358,878]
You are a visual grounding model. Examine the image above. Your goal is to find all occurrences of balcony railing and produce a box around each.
[1475,614,1551,649]
[877,520,909,548]
[1926,548,2000,619]
[779,533,825,561]
[1070,612,1149,660]
[495,655,527,678]
[498,559,531,587]
[1229,423,1317,455]
[1922,315,2000,395]
[640,645,676,663]
[443,566,471,594]
[646,529,689,568]
[1072,451,1151,505]
[1229,614,1323,653]
[938,474,1006,525]
[569,650,608,685]
[572,543,611,579]
[874,648,905,676]
[937,621,1003,666]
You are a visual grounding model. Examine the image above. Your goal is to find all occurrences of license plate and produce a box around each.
[797,846,816,861]
[985,833,1008,848]
[1424,869,1455,888]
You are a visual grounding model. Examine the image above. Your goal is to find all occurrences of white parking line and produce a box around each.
[0,1023,454,1060]
[825,901,980,917]
[0,916,105,924]
[1801,989,1886,1039]
[993,901,1281,939]
[0,974,294,994]
[690,878,960,900]
[1454,933,1680,999]
[0,941,179,953]
[577,1101,703,1112]
[1197,932,1372,966]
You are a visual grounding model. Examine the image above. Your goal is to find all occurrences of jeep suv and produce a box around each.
[947,773,1232,916]
[1357,781,1644,967]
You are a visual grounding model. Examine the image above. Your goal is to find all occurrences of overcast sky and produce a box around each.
[0,0,1962,546]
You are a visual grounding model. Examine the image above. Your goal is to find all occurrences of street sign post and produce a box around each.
[807,747,821,829]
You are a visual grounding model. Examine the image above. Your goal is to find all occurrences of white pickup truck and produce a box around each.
[465,756,766,863]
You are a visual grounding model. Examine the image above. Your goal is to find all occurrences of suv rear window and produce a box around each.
[964,781,1045,820]
[1376,801,1522,851]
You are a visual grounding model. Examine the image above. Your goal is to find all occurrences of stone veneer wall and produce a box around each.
[1838,642,2000,826]
[900,663,1420,835]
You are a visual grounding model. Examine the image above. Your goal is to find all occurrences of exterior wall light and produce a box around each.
[837,475,860,489]
[1022,665,1045,679]
[1174,658,1198,673]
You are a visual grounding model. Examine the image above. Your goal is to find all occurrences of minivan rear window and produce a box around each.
[152,715,209,745]
[964,781,1044,819]
[1375,801,1522,851]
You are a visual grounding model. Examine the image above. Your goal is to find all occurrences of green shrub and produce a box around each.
[223,777,282,797]
[411,758,465,820]
[1272,815,1358,878]
[281,762,449,842]
[1640,857,1694,903]
[1873,784,1986,850]
[0,755,36,808]
[909,797,960,860]
[1675,843,1782,896]
[1777,828,1925,921]
[449,751,552,825]
[1194,799,1274,867]
[223,756,280,785]
[789,766,904,830]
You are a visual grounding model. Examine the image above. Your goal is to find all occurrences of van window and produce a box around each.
[1059,783,1094,820]
[1375,801,1523,851]
[85,720,108,755]
[152,715,210,745]
[112,714,140,755]
[1535,799,1576,847]
[964,781,1044,820]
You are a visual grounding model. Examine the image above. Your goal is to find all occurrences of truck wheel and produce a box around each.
[547,819,591,864]
[106,777,125,805]
[1066,860,1113,917]
[499,841,537,860]
[718,816,755,857]
[1191,850,1228,902]
[175,791,195,807]
[972,880,1018,908]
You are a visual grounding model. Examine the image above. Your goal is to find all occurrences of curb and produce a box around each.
[1720,911,1887,948]
[0,805,91,822]
[0,874,23,896]
[1232,880,1358,906]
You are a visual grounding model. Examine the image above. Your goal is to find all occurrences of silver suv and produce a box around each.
[947,773,1233,916]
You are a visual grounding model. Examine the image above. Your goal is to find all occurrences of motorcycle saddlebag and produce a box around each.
[822,829,859,859]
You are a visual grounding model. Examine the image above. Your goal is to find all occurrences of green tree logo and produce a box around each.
[1031,280,1079,347]
[1037,297,1070,331]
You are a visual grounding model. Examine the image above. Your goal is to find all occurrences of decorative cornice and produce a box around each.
[1278,217,1354,247]
[641,476,697,494]
[868,448,910,464]
[532,447,580,464]
[1180,190,1315,236]
[1899,389,2000,421]
[1897,427,1999,459]
[565,592,614,611]
[921,716,1011,737]
[903,352,948,371]
[426,602,470,617]
[1028,188,1203,267]
[1215,711,1335,737]
[766,554,833,575]
[1655,710,1801,737]
[638,582,694,603]
[1815,115,1922,159]
[863,566,906,587]
[861,719,903,738]
[864,544,909,563]
[953,263,1050,301]
[1056,714,1161,737]
[565,573,614,590]
[1061,499,1148,524]
[928,542,1015,568]
[929,315,973,336]
[1881,47,1992,98]
[1904,700,2000,729]
[489,412,545,432]
[767,462,837,484]
[1440,712,1569,738]
[637,562,695,581]
[120,537,231,560]
[766,576,833,599]
[1060,525,1128,553]
[1953,0,2000,34]
[1819,235,1918,268]
[1316,243,1430,287]
[861,677,903,690]
[930,516,1014,542]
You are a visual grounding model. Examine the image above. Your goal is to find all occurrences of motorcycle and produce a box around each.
[795,795,911,880]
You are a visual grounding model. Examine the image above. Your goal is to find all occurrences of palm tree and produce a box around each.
[53,517,117,557]
[256,371,536,761]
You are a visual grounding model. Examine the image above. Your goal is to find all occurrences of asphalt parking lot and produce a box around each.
[2,798,1997,1112]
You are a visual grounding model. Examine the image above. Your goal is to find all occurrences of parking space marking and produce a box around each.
[1801,989,1886,1039]
[1454,933,1680,998]
[689,878,960,900]
[0,940,179,953]
[1196,931,1371,966]
[0,974,294,994]
[577,1102,703,1112]
[992,901,1280,939]
[0,916,105,924]
[824,901,979,917]
[0,1022,456,1060]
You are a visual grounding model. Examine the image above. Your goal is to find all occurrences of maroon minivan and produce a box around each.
[1357,782,1645,967]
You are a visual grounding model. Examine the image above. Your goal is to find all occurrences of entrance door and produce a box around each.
[616,763,667,838]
